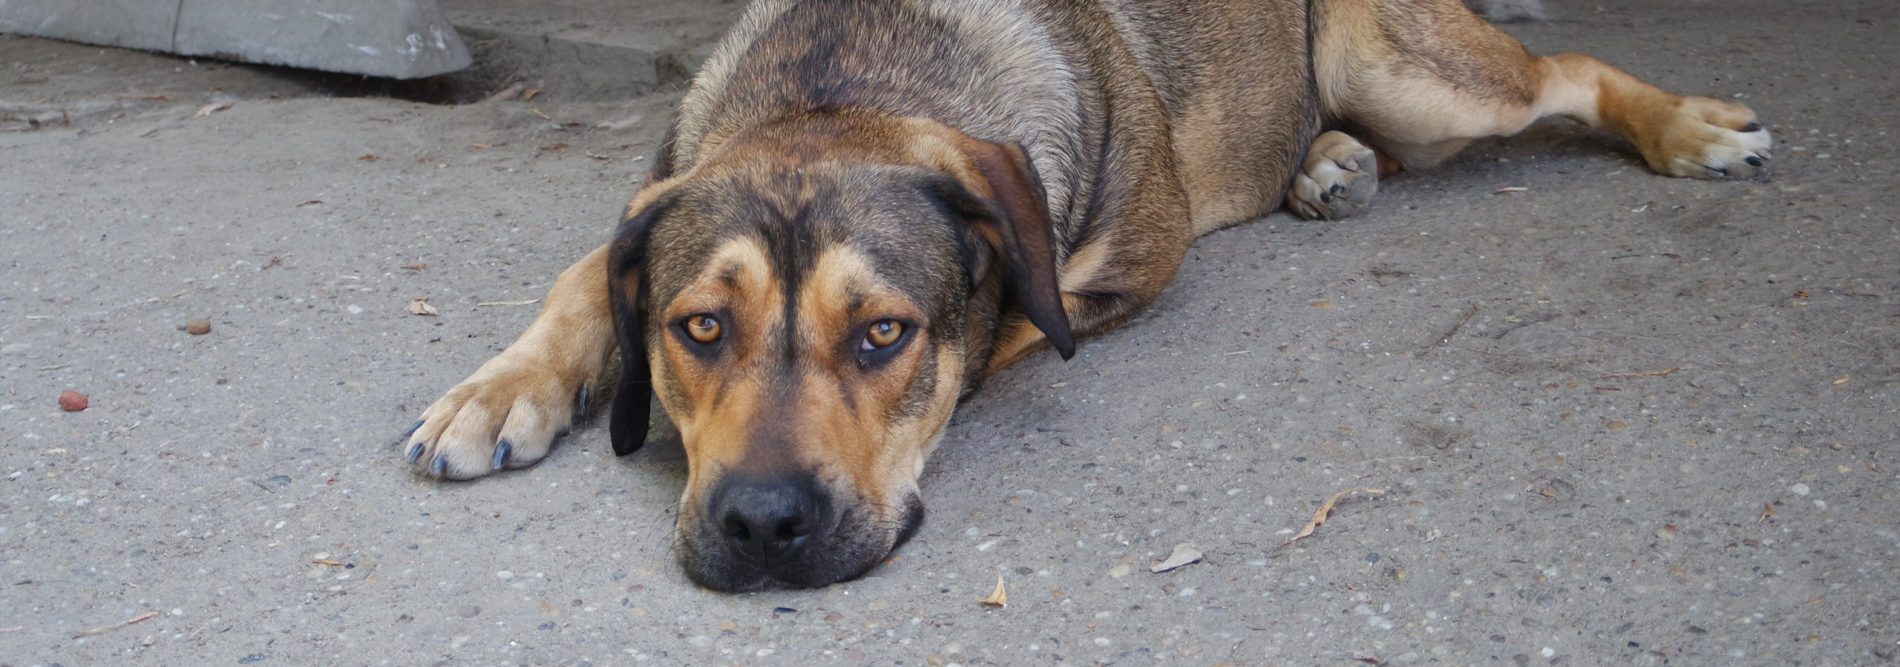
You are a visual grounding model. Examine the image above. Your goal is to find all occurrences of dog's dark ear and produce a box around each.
[951,139,1075,359]
[606,197,669,456]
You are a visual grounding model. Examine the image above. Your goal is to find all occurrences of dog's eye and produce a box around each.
[682,315,723,344]
[861,320,904,351]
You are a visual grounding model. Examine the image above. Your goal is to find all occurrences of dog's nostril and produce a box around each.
[723,514,752,542]
[775,517,809,542]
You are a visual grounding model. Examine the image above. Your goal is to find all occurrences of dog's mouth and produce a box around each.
[676,486,925,591]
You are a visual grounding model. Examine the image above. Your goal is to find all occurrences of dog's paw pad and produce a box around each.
[1288,131,1380,220]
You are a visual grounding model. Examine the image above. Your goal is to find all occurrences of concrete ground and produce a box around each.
[2,0,1896,664]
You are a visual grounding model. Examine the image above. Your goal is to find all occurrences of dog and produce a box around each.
[401,0,1770,591]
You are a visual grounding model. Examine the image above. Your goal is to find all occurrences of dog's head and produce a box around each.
[606,113,1073,591]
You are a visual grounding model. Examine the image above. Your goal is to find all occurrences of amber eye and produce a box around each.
[683,315,722,344]
[862,320,904,350]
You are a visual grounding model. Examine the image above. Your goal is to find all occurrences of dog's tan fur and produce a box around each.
[405,0,1769,590]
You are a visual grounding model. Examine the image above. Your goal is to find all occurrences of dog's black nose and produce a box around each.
[711,476,827,564]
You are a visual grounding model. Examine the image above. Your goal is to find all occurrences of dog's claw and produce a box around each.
[1741,122,1763,132]
[492,440,512,469]
[575,385,591,418]
[429,453,447,478]
[402,419,425,437]
[1744,154,1764,167]
[405,441,425,463]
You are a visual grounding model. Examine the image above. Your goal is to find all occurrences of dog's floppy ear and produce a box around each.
[605,195,671,456]
[948,138,1075,359]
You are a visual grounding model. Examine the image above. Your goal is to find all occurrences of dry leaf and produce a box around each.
[400,262,427,271]
[1757,503,1774,525]
[979,575,1007,607]
[469,142,492,149]
[521,88,542,101]
[406,297,438,316]
[295,200,323,208]
[1351,651,1384,664]
[1493,186,1529,194]
[193,102,232,117]
[359,154,380,162]
[1286,488,1386,544]
[540,142,568,151]
[312,558,344,566]
[1150,543,1203,573]
[529,107,551,120]
[1832,374,1851,385]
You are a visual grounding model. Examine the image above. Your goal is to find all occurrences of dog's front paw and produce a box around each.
[1638,96,1771,179]
[402,351,594,479]
[1288,131,1380,220]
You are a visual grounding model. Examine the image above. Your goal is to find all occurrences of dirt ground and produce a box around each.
[2,0,1896,664]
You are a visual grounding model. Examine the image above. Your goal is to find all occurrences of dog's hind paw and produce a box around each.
[402,351,594,480]
[1288,131,1380,220]
[1637,96,1771,180]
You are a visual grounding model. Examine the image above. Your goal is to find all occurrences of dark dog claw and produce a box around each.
[1741,122,1763,132]
[429,453,447,478]
[1319,191,1334,203]
[492,440,513,469]
[1745,155,1764,167]
[406,441,425,463]
[402,419,425,437]
[576,386,592,417]
[1329,183,1343,194]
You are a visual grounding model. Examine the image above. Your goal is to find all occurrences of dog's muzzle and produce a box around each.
[677,472,925,591]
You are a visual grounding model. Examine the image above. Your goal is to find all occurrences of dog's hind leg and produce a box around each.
[1302,0,1769,215]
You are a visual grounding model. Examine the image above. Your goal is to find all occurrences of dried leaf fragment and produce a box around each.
[1757,503,1774,525]
[979,575,1007,607]
[1832,374,1851,385]
[406,298,438,316]
[540,142,568,151]
[1150,543,1203,573]
[1286,488,1386,544]
[359,154,380,162]
[1493,186,1529,194]
[1351,650,1384,664]
[312,558,345,566]
[193,102,232,117]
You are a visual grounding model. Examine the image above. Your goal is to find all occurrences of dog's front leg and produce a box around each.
[402,244,616,479]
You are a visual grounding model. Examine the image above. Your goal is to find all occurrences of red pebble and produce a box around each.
[59,390,88,412]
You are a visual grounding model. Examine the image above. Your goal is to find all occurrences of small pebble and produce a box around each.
[59,390,88,412]
[185,318,212,335]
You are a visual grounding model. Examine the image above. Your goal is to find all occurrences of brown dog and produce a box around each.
[403,0,1769,590]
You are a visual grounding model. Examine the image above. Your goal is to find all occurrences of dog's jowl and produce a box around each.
[404,0,1769,591]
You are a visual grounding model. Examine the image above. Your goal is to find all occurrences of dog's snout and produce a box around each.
[712,476,829,564]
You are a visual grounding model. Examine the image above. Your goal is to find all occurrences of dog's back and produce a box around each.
[665,0,1320,244]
